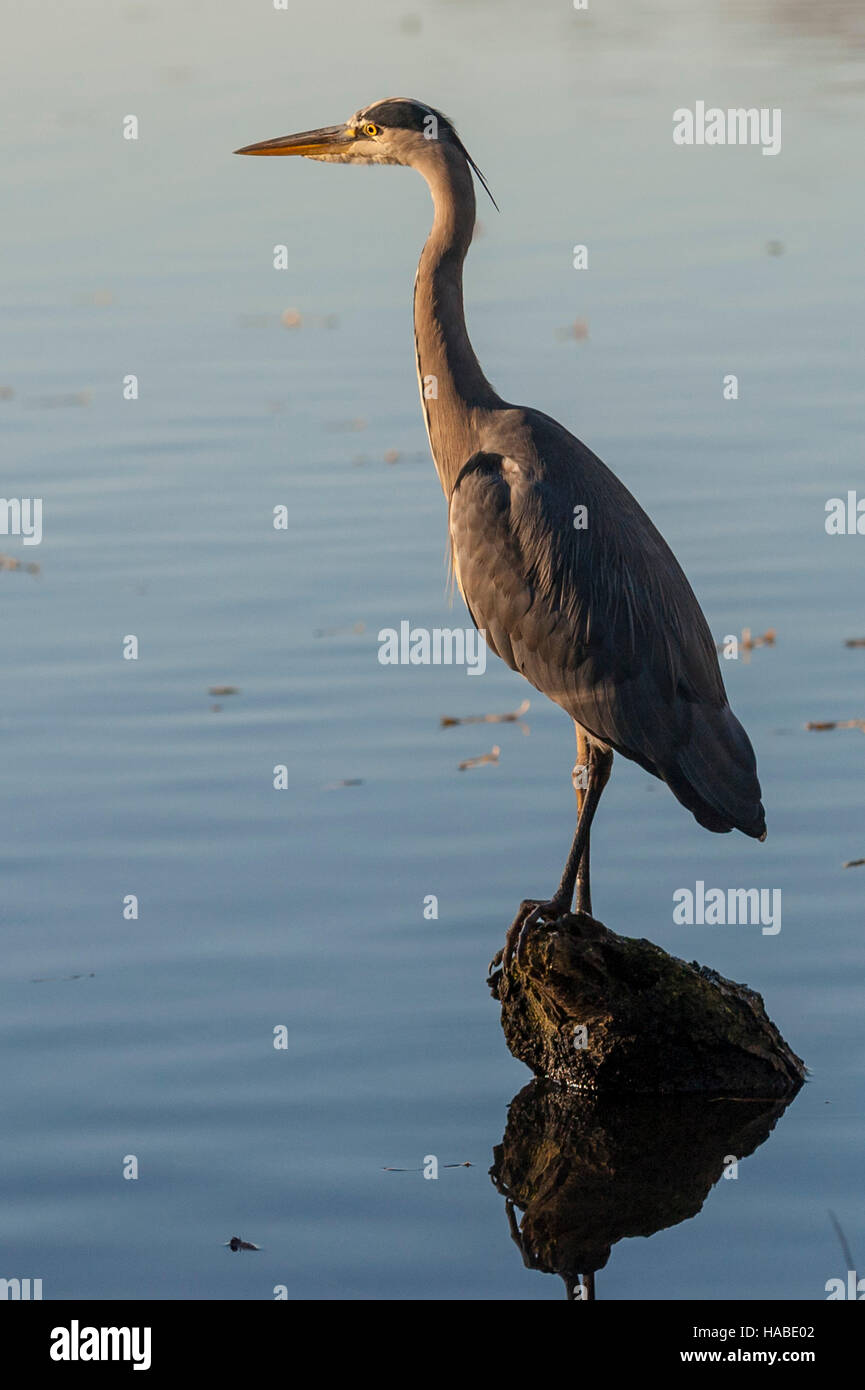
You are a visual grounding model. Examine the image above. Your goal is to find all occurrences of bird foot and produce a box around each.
[487,948,504,979]
[488,897,570,980]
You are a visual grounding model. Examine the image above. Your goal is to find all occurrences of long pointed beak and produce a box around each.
[234,124,354,157]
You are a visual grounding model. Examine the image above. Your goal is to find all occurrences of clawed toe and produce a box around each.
[501,900,539,972]
[499,898,567,973]
[512,905,542,967]
[487,947,504,977]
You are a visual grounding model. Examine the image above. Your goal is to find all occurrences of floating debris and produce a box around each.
[766,239,784,257]
[383,1161,472,1171]
[224,1236,260,1252]
[324,778,364,790]
[842,858,865,869]
[208,685,239,697]
[73,289,114,307]
[314,620,365,639]
[159,65,193,85]
[716,627,776,662]
[239,309,337,332]
[26,390,91,408]
[31,972,95,983]
[326,416,367,432]
[558,318,589,342]
[844,638,865,648]
[442,698,530,731]
[458,744,500,771]
[0,385,14,400]
[741,626,775,651]
[383,448,401,464]
[806,718,865,734]
[0,554,40,575]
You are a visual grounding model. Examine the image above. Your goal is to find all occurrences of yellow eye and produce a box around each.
[363,122,379,137]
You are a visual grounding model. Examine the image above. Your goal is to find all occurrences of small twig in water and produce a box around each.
[742,626,776,650]
[31,972,95,983]
[805,718,865,733]
[716,627,776,661]
[458,745,500,771]
[441,698,530,730]
[383,1162,473,1171]
[314,621,365,639]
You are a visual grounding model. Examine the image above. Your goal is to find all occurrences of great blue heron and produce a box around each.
[235,98,766,971]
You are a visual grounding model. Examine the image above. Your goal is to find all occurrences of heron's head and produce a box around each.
[235,97,496,205]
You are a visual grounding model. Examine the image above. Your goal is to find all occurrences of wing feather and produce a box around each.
[448,418,764,836]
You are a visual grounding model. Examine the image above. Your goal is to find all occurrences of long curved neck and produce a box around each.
[412,144,502,498]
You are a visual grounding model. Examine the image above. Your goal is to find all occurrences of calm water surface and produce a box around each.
[1,0,863,1298]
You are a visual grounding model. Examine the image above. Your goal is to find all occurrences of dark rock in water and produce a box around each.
[491,1079,798,1296]
[488,912,805,1096]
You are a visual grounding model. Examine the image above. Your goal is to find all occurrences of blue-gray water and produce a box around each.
[1,0,863,1299]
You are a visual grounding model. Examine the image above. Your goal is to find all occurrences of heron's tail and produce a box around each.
[664,703,766,839]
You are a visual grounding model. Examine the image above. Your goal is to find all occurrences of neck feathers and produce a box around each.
[412,143,501,498]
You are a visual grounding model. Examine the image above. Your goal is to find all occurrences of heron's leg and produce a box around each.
[545,742,612,920]
[567,1272,596,1301]
[497,744,613,971]
[573,726,591,916]
[488,737,592,974]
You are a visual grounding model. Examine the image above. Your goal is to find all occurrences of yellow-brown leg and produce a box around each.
[574,726,592,916]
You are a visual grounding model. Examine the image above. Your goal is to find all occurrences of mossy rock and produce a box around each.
[488,911,805,1096]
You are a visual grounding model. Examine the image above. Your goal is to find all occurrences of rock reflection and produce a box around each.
[490,1081,798,1299]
